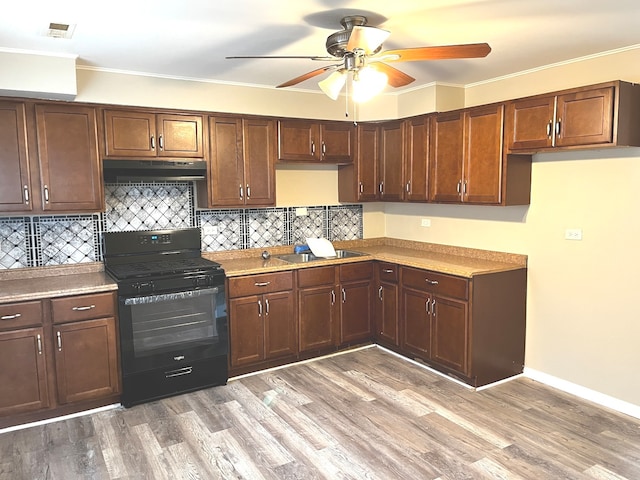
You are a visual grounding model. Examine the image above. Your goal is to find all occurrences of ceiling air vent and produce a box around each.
[46,22,76,39]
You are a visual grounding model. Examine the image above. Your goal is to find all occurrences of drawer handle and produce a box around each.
[37,334,42,355]
[72,305,95,311]
[382,269,394,273]
[425,279,439,285]
[1,313,22,320]
[57,331,62,351]
[165,366,192,378]
[254,282,271,287]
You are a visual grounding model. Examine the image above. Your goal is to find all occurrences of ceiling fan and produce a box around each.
[226,15,491,102]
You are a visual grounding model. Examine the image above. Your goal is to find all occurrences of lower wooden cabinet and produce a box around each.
[399,266,526,386]
[374,263,399,347]
[228,271,296,372]
[0,292,120,428]
[298,266,337,353]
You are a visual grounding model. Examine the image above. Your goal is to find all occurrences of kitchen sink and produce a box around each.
[275,249,367,264]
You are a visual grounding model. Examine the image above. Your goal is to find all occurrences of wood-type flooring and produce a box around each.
[1,346,639,479]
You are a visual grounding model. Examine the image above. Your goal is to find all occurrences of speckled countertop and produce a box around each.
[0,263,117,303]
[206,238,527,278]
[0,238,527,303]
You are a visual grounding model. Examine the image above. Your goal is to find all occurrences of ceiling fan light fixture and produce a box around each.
[319,70,347,100]
[352,67,388,103]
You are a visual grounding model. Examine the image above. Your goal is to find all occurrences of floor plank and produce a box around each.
[2,346,640,480]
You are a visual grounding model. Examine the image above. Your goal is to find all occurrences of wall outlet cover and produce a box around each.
[295,207,309,217]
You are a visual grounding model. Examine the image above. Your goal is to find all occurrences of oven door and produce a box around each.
[118,286,228,376]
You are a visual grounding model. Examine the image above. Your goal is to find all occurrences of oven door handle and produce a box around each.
[165,366,193,378]
[123,287,219,305]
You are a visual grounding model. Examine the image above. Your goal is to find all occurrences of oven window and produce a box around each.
[125,288,218,357]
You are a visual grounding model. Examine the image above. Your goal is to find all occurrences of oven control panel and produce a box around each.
[138,233,171,245]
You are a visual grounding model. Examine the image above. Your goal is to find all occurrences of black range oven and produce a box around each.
[103,228,227,407]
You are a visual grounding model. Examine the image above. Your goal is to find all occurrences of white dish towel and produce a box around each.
[306,237,337,257]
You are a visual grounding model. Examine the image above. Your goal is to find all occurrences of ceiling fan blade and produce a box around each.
[277,65,340,88]
[371,63,415,88]
[347,26,390,55]
[226,55,336,61]
[381,43,491,62]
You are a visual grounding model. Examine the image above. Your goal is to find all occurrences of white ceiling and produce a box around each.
[2,0,640,95]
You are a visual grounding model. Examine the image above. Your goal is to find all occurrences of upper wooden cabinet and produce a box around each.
[0,101,31,212]
[103,109,204,159]
[505,81,640,152]
[429,104,530,205]
[35,104,103,212]
[205,116,275,208]
[277,119,354,163]
[338,116,430,203]
[1,101,103,214]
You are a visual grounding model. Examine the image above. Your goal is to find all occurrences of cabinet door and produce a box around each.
[356,123,380,201]
[0,101,32,212]
[229,296,264,367]
[277,120,318,161]
[463,104,504,204]
[298,286,336,352]
[401,288,431,359]
[103,110,157,157]
[35,104,103,212]
[157,114,204,158]
[320,122,353,163]
[243,118,276,206]
[0,327,49,416]
[404,116,430,202]
[339,280,372,345]
[505,96,555,151]
[431,296,468,374]
[429,111,464,203]
[209,117,244,206]
[264,291,296,359]
[555,86,614,147]
[53,318,119,404]
[375,282,399,346]
[379,120,405,201]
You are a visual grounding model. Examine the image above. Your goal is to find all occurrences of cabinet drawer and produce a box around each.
[0,301,43,330]
[298,266,336,288]
[51,292,116,324]
[340,261,373,282]
[229,271,293,298]
[377,262,399,283]
[401,267,468,300]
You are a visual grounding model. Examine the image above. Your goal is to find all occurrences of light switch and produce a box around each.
[565,228,583,240]
[421,218,431,227]
[295,207,309,217]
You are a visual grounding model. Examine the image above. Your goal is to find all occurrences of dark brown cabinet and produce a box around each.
[0,301,48,417]
[228,272,296,372]
[378,120,405,201]
[0,292,120,428]
[338,116,430,203]
[35,103,103,212]
[429,104,504,204]
[278,119,354,163]
[1,102,103,214]
[505,81,640,151]
[206,116,275,207]
[338,262,373,345]
[50,292,120,405]
[375,262,399,347]
[0,101,31,212]
[103,109,204,159]
[298,266,337,353]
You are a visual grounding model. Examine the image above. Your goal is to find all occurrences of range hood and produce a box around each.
[103,159,207,182]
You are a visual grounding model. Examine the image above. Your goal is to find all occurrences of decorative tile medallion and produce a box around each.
[0,217,30,269]
[34,215,101,266]
[197,210,244,251]
[291,206,327,244]
[328,204,363,241]
[247,208,289,248]
[104,182,193,232]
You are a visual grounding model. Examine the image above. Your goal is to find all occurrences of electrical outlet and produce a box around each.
[421,218,431,227]
[565,228,583,240]
[295,207,308,217]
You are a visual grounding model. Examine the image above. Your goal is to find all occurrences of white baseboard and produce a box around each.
[0,403,121,434]
[524,367,640,420]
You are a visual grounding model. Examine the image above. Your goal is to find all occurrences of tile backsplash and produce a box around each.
[0,182,362,269]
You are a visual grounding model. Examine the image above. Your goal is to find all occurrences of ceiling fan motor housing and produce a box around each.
[326,15,371,57]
